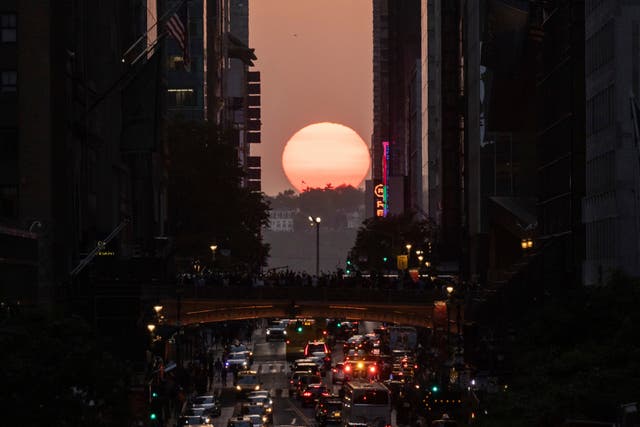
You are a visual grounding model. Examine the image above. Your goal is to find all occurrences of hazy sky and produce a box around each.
[249,0,373,196]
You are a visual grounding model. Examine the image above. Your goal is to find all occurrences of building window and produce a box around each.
[168,55,184,70]
[1,14,16,43]
[586,85,615,136]
[586,20,614,76]
[1,70,17,93]
[167,88,195,107]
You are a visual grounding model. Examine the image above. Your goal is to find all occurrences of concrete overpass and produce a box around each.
[159,286,454,329]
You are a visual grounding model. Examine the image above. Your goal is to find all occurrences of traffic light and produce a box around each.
[149,412,158,421]
[336,322,342,328]
[383,256,388,262]
[296,320,303,333]
[431,385,439,393]
[346,259,352,265]
[151,391,159,399]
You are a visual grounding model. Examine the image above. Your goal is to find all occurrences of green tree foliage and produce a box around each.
[267,185,365,230]
[477,273,640,426]
[349,211,435,271]
[0,308,132,426]
[167,120,270,272]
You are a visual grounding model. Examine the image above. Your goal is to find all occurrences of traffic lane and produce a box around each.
[273,394,318,426]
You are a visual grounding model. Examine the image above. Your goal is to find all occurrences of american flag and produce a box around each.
[166,0,190,65]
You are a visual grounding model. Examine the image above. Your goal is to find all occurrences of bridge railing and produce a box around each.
[178,284,442,305]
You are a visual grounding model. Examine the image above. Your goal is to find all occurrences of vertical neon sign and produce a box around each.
[382,141,389,216]
[374,141,390,217]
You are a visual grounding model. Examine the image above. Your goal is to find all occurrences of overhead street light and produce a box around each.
[309,216,322,277]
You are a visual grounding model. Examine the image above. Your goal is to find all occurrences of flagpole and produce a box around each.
[121,0,186,63]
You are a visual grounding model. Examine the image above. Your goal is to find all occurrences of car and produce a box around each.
[178,415,214,427]
[299,382,330,406]
[331,362,346,384]
[315,397,343,425]
[265,326,287,342]
[227,416,254,427]
[288,370,310,395]
[295,372,323,396]
[310,350,332,371]
[291,359,321,376]
[226,356,249,372]
[236,370,262,395]
[304,340,329,357]
[229,349,254,364]
[244,413,266,427]
[247,390,271,399]
[189,395,222,418]
[239,403,270,424]
[247,395,273,419]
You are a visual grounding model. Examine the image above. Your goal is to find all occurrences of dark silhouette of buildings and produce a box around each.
[0,0,170,337]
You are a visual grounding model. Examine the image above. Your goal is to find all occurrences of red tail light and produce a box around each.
[369,365,377,374]
[344,365,351,372]
[303,391,312,397]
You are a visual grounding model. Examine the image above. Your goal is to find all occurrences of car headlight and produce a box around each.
[283,330,287,335]
[236,385,242,391]
[266,330,270,334]
[266,407,272,413]
[254,385,260,390]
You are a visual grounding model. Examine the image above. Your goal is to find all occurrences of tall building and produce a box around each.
[420,0,465,272]
[535,0,585,286]
[371,0,421,217]
[167,0,206,121]
[583,0,640,284]
[0,0,169,333]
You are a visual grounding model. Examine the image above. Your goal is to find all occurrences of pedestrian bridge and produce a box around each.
[160,286,450,328]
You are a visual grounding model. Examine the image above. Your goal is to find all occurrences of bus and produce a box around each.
[341,380,391,427]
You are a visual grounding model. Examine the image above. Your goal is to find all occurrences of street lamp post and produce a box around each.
[309,216,321,277]
[446,285,454,356]
[210,244,218,264]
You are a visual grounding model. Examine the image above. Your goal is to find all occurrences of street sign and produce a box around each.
[397,255,408,270]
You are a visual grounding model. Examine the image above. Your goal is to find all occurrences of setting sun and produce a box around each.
[281,122,370,192]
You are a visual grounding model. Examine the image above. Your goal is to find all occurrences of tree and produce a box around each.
[167,119,270,272]
[475,272,640,426]
[349,211,436,272]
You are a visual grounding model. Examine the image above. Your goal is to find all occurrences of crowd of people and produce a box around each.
[178,268,474,296]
